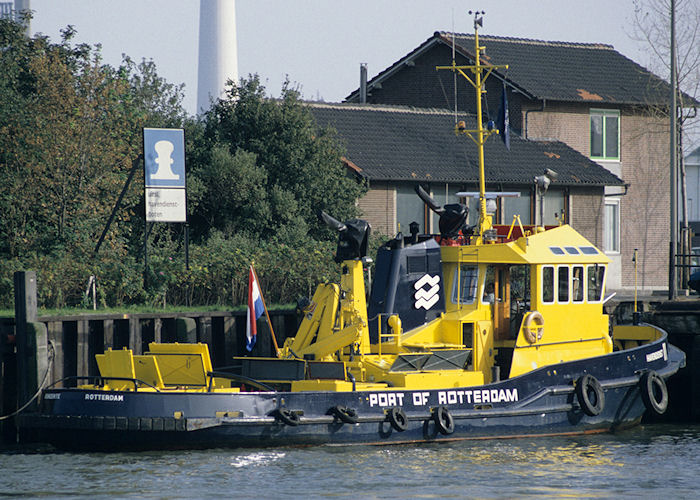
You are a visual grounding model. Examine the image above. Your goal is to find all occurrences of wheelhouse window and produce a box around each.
[604,199,620,253]
[542,266,554,304]
[590,109,620,160]
[558,266,569,302]
[452,265,478,304]
[587,265,606,302]
[543,265,605,304]
[572,266,584,302]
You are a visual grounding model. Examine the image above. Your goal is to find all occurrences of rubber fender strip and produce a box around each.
[16,414,188,432]
[209,402,573,428]
[509,385,574,409]
[448,403,573,420]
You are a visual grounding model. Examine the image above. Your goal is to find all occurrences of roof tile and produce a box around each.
[309,103,624,187]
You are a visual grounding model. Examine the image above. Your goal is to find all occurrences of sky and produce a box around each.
[28,0,657,116]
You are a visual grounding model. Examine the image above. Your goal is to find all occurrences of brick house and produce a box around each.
[342,32,683,292]
[310,101,623,261]
[687,146,700,223]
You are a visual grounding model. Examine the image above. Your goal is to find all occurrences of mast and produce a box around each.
[436,12,508,244]
[669,0,677,299]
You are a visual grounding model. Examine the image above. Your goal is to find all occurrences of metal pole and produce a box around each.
[669,0,677,300]
[94,155,142,257]
[185,223,190,271]
[251,265,280,357]
[144,222,150,290]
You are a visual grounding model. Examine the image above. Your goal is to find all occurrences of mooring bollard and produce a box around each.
[14,271,48,412]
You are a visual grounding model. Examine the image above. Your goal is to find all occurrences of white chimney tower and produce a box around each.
[197,0,239,113]
[14,0,31,35]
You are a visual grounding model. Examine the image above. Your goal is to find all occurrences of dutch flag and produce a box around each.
[246,265,265,352]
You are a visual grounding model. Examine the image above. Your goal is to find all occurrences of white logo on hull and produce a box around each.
[414,274,440,310]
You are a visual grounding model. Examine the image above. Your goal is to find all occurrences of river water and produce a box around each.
[1,423,699,499]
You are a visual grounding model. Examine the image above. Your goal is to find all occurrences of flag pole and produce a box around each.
[250,264,280,357]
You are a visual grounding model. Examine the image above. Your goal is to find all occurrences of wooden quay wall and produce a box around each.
[0,271,299,445]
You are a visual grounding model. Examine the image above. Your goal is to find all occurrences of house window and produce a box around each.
[503,189,531,225]
[590,110,620,160]
[431,184,463,233]
[396,185,426,234]
[604,199,620,253]
[543,188,565,225]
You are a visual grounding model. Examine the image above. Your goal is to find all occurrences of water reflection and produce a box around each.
[2,425,700,498]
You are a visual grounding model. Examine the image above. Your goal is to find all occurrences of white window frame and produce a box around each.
[541,265,555,304]
[590,109,620,161]
[586,264,606,303]
[572,265,585,303]
[556,265,570,303]
[604,199,620,254]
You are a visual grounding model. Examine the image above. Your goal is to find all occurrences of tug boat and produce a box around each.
[21,20,684,451]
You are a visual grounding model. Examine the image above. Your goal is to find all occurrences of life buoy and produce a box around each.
[433,406,455,435]
[640,370,668,415]
[576,374,605,416]
[387,407,408,432]
[271,408,300,426]
[522,311,545,344]
[327,405,359,424]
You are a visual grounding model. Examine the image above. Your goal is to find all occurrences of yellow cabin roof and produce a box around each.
[441,225,610,265]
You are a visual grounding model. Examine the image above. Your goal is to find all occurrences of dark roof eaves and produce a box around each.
[360,173,621,187]
[309,104,625,188]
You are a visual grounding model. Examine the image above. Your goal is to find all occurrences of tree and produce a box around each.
[191,76,366,242]
[631,0,699,153]
[0,18,188,307]
[629,0,700,288]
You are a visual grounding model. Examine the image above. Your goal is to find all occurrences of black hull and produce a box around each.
[19,334,684,451]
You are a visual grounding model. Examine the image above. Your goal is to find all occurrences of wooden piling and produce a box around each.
[14,272,48,411]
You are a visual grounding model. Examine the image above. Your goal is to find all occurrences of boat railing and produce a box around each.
[374,313,401,358]
[506,215,527,240]
[492,223,557,243]
[42,375,162,393]
[206,370,276,392]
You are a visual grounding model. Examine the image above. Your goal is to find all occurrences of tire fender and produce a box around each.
[640,370,668,415]
[576,374,605,416]
[433,406,455,435]
[387,407,408,432]
[327,405,359,424]
[271,408,300,426]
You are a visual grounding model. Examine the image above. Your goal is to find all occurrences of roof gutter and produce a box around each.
[604,184,630,197]
[342,157,369,182]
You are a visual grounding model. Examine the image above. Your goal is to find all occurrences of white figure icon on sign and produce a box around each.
[151,140,180,180]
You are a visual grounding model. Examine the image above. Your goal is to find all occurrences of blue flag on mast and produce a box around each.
[496,82,510,151]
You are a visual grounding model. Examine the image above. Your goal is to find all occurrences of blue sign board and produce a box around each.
[143,128,186,188]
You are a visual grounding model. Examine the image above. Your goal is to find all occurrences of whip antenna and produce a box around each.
[452,9,457,122]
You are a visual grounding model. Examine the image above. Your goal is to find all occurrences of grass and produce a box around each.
[0,303,296,318]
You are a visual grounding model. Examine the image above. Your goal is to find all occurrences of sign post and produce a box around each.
[143,128,188,285]
[144,128,187,222]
